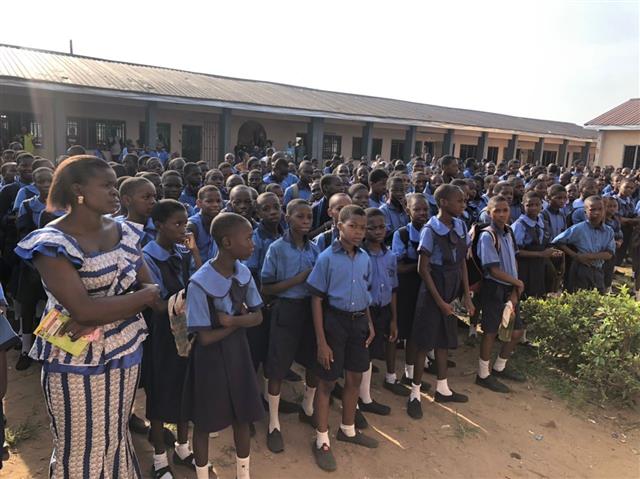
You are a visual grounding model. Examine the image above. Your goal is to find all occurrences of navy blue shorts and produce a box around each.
[369,304,392,360]
[480,280,524,335]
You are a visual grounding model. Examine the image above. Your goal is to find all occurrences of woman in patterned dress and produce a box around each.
[15,156,161,478]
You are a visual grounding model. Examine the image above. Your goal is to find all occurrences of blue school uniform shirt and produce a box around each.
[380,201,409,235]
[143,241,195,298]
[179,187,199,208]
[313,226,339,251]
[368,196,386,209]
[283,181,312,205]
[512,214,545,247]
[615,195,636,219]
[261,230,320,299]
[306,239,372,312]
[114,215,157,247]
[552,221,615,269]
[364,245,398,307]
[263,173,299,190]
[17,196,46,230]
[391,222,422,262]
[245,222,284,279]
[542,207,567,240]
[12,182,38,212]
[477,223,518,285]
[423,186,439,217]
[186,260,263,332]
[510,203,524,225]
[188,212,215,262]
[605,217,623,241]
[418,216,470,265]
[571,198,586,224]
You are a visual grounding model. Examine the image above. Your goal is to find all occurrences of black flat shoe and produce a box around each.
[312,441,337,472]
[475,374,510,393]
[434,390,468,403]
[355,408,368,429]
[358,399,390,416]
[267,429,284,453]
[15,353,32,371]
[492,367,526,382]
[400,374,431,391]
[407,398,423,419]
[336,428,378,448]
[172,451,195,469]
[383,380,410,397]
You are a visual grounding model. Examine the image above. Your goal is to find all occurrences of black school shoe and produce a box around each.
[475,374,510,393]
[400,374,431,392]
[355,408,368,429]
[358,398,390,416]
[312,441,337,472]
[298,408,317,428]
[172,451,195,469]
[267,429,284,453]
[336,428,378,448]
[15,353,32,371]
[434,390,468,403]
[151,465,174,479]
[406,398,423,419]
[146,427,176,447]
[492,367,526,382]
[383,380,411,397]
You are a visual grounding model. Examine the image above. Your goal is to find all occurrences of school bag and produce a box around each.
[168,288,192,357]
[397,226,420,258]
[467,222,516,293]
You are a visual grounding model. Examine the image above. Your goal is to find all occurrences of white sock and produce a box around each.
[410,382,421,401]
[436,378,452,396]
[404,363,414,379]
[316,429,330,448]
[237,455,250,479]
[21,333,33,354]
[153,452,169,474]
[195,464,209,479]
[478,359,490,378]
[359,363,373,404]
[175,441,191,460]
[340,423,356,437]
[427,350,435,361]
[385,372,397,384]
[267,393,280,433]
[493,356,507,372]
[302,384,316,416]
[469,325,477,337]
[424,356,431,368]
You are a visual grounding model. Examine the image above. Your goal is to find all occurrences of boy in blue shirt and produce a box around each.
[380,176,409,240]
[178,162,202,208]
[187,185,223,263]
[312,193,351,251]
[552,195,615,293]
[283,160,313,205]
[307,205,378,472]
[261,200,320,453]
[476,195,526,394]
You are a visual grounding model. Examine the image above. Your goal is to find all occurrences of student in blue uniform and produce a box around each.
[162,171,195,216]
[178,163,202,208]
[262,199,320,453]
[143,200,202,479]
[569,177,599,225]
[311,174,345,233]
[552,195,615,293]
[391,193,428,392]
[313,193,351,251]
[409,185,474,419]
[187,185,223,263]
[613,178,640,265]
[380,175,409,241]
[183,213,264,479]
[358,208,397,416]
[603,196,623,290]
[475,195,526,394]
[307,205,378,472]
[367,169,388,209]
[542,184,568,240]
[117,177,158,246]
[348,183,370,210]
[283,160,314,205]
[227,185,256,225]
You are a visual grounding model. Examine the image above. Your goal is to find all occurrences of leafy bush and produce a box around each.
[521,287,640,405]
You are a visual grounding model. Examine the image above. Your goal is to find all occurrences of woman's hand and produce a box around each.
[60,320,97,341]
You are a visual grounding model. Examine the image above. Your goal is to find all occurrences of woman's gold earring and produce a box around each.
[77,196,84,205]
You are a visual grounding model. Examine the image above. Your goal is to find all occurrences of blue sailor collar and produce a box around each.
[517,214,544,229]
[427,216,466,237]
[190,259,252,297]
[143,240,187,261]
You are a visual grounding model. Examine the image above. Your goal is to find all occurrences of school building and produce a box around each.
[0,43,598,167]
[586,98,640,169]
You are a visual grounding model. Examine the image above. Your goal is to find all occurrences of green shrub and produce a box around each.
[521,287,640,405]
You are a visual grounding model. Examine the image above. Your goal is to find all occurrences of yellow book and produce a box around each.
[34,307,93,356]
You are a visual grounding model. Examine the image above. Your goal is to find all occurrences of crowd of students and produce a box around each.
[0,143,637,478]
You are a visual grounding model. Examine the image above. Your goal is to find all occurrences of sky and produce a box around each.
[1,0,638,125]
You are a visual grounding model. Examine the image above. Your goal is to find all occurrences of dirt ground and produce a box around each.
[2,334,638,479]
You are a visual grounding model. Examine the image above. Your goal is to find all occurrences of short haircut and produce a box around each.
[386,175,404,188]
[493,181,512,194]
[286,198,311,216]
[265,183,283,194]
[218,161,232,170]
[15,152,34,165]
[487,194,509,211]
[450,179,467,188]
[151,199,186,224]
[406,192,427,206]
[365,207,385,220]
[434,184,463,205]
[440,155,457,168]
[32,166,53,181]
[348,183,368,196]
[247,168,262,178]
[1,162,16,174]
[32,158,54,171]
[257,191,279,205]
[368,168,389,185]
[328,192,351,208]
[211,212,252,245]
[319,174,341,193]
[183,162,201,175]
[119,177,154,197]
[48,155,113,211]
[584,195,603,208]
[273,158,288,170]
[162,170,182,181]
[66,145,86,156]
[226,174,245,187]
[548,184,566,197]
[229,184,252,198]
[522,191,541,203]
[578,177,596,190]
[338,204,366,223]
[198,185,220,199]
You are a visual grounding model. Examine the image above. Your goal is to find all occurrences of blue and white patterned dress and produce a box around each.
[15,220,148,479]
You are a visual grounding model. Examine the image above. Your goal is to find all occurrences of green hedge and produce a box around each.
[521,288,640,405]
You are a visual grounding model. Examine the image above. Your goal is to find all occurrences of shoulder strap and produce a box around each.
[291,183,299,199]
[398,226,409,248]
[322,229,333,248]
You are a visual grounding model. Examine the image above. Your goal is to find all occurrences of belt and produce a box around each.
[327,305,367,320]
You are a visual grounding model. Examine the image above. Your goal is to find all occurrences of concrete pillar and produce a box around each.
[477,132,489,160]
[534,137,545,165]
[558,139,569,167]
[403,125,417,162]
[308,117,324,162]
[52,96,66,157]
[145,101,158,149]
[362,122,374,161]
[442,129,454,156]
[505,134,519,160]
[581,142,591,164]
[218,108,232,164]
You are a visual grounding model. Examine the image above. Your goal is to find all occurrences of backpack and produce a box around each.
[397,226,420,260]
[467,222,516,293]
[289,183,300,200]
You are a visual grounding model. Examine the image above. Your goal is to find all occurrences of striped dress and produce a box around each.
[15,221,148,479]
